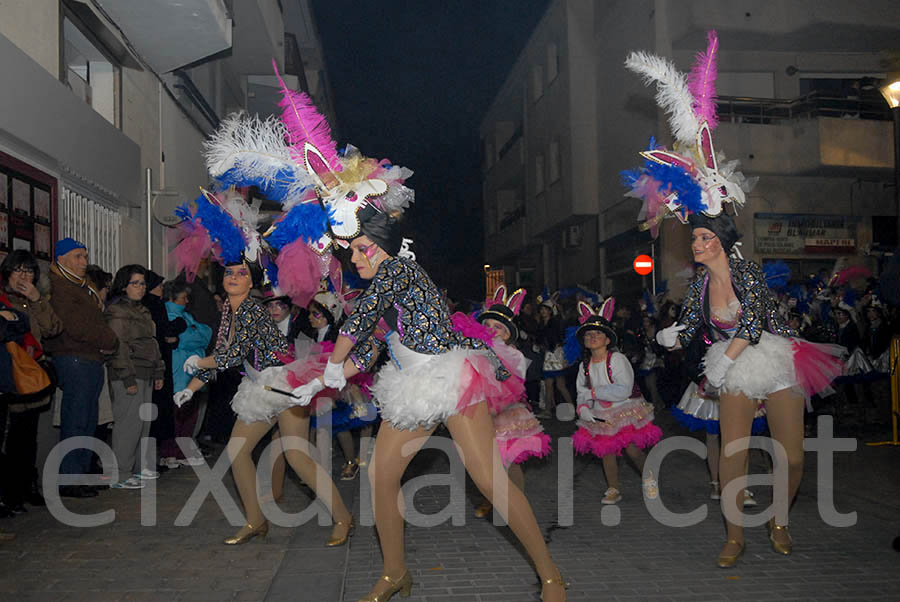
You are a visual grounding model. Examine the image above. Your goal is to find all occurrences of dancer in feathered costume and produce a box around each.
[453,286,552,519]
[566,298,662,505]
[624,31,844,568]
[168,76,353,547]
[284,114,567,602]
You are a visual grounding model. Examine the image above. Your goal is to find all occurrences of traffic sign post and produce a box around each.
[633,254,653,276]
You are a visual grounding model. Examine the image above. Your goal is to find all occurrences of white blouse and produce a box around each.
[575,352,634,407]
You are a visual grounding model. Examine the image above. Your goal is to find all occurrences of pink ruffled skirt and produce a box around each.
[493,403,552,466]
[573,398,662,458]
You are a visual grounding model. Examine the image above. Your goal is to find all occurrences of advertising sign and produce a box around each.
[754,213,858,255]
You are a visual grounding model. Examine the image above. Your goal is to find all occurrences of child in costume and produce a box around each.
[623,31,843,567]
[456,286,552,518]
[568,298,662,505]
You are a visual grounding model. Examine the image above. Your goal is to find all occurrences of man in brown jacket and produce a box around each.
[43,238,118,498]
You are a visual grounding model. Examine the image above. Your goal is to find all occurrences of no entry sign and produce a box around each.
[633,254,653,275]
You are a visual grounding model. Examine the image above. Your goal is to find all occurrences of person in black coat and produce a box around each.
[143,270,187,465]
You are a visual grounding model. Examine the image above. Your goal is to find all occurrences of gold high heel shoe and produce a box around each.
[474,501,492,518]
[716,539,745,568]
[326,516,355,547]
[768,518,793,555]
[540,570,569,601]
[223,521,268,545]
[357,570,413,602]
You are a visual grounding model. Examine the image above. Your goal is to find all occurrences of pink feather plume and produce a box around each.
[688,30,719,130]
[834,266,872,286]
[169,219,213,283]
[272,60,340,171]
[274,240,324,307]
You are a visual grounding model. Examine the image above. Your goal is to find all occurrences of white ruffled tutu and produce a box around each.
[230,365,297,424]
[704,331,843,401]
[370,333,500,430]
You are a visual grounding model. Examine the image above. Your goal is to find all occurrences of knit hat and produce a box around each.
[55,237,86,259]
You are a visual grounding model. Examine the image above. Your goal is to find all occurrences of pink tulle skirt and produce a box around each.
[573,398,662,458]
[791,338,844,398]
[493,403,552,465]
[284,340,339,414]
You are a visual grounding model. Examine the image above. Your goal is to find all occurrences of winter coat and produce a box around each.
[45,267,118,362]
[105,297,165,388]
[166,301,212,391]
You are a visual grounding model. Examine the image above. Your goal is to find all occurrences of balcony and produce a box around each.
[94,0,232,73]
[712,94,894,175]
[485,134,524,190]
[485,214,527,263]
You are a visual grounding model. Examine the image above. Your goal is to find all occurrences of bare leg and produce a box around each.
[623,444,647,473]
[226,420,274,534]
[364,421,435,598]
[508,463,525,493]
[269,428,286,501]
[336,429,355,463]
[276,406,352,540]
[718,391,758,555]
[763,387,806,546]
[554,375,573,406]
[706,433,720,483]
[542,379,556,414]
[446,402,564,601]
[358,425,374,465]
[601,454,619,491]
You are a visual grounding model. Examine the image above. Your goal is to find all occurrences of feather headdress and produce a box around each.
[623,30,755,233]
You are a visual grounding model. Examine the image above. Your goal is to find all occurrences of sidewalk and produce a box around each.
[0,415,898,601]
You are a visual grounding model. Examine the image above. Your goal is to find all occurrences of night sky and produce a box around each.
[311,0,551,298]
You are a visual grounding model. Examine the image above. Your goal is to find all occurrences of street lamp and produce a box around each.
[880,72,900,245]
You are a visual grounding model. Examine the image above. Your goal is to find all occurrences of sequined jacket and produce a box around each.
[677,256,796,349]
[342,256,509,380]
[196,297,289,383]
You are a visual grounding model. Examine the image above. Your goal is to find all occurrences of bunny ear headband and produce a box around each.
[477,285,527,342]
[575,297,618,346]
[621,31,757,238]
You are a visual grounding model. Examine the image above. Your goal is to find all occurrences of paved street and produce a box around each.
[2,413,900,602]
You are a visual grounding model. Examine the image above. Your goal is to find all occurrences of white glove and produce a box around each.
[173,388,194,408]
[183,355,202,375]
[290,379,325,406]
[704,355,735,389]
[656,324,686,349]
[577,404,595,423]
[323,360,346,389]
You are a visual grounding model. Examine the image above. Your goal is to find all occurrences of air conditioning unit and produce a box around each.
[561,225,583,250]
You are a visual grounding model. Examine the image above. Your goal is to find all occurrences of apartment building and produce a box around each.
[480,0,900,300]
[0,0,334,275]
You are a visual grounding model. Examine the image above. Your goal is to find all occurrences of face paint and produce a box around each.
[363,244,380,269]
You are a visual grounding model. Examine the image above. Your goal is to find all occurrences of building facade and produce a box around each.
[0,0,334,276]
[481,0,900,301]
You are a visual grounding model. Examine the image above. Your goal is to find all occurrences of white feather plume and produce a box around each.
[203,112,315,205]
[625,51,699,144]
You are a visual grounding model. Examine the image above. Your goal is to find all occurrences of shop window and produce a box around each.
[62,15,120,127]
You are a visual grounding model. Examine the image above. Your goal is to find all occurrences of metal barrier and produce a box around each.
[867,336,900,447]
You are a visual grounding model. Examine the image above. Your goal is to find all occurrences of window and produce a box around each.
[485,140,495,170]
[60,187,121,273]
[535,154,545,195]
[549,140,560,183]
[62,15,120,127]
[532,65,544,102]
[0,152,58,269]
[547,43,559,83]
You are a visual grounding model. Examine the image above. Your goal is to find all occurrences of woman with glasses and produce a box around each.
[0,250,63,511]
[172,261,353,546]
[105,265,165,489]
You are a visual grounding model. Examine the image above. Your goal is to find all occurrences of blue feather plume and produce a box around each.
[266,202,330,250]
[563,325,582,365]
[763,260,791,291]
[645,161,704,214]
[642,289,656,316]
[193,195,245,263]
